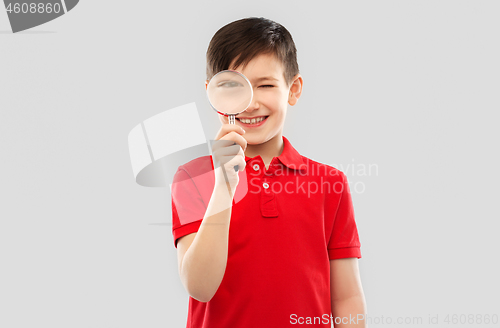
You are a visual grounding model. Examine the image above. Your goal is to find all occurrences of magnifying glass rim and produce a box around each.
[206,69,254,117]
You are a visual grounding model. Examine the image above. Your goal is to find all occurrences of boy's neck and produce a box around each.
[244,133,284,170]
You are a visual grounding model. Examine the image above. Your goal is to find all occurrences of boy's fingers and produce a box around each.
[212,132,247,152]
[214,124,245,141]
[215,144,241,157]
[224,133,247,152]
[211,139,234,152]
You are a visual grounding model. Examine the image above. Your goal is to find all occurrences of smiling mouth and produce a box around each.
[236,116,269,124]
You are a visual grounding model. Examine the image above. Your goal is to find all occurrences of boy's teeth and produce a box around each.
[239,117,266,124]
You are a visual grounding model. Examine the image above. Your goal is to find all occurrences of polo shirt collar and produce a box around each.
[244,135,307,173]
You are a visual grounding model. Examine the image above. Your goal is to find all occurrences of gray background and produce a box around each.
[1,1,499,327]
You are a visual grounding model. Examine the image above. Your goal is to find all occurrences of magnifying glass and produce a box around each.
[207,70,253,172]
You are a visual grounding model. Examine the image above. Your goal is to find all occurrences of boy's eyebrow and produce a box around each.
[252,76,279,83]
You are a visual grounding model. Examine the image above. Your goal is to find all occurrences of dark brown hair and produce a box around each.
[206,17,299,86]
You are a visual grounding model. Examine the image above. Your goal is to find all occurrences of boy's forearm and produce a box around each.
[180,184,234,302]
[331,295,367,328]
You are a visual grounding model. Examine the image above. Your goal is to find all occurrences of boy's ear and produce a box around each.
[205,80,209,90]
[288,74,303,106]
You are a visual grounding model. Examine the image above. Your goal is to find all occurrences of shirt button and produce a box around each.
[253,164,260,171]
[263,182,269,189]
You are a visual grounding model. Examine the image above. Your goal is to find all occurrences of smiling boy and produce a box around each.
[171,17,367,327]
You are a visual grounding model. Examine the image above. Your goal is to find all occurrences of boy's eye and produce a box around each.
[259,85,274,88]
[218,81,243,88]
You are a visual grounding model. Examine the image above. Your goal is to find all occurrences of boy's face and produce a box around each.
[206,53,302,146]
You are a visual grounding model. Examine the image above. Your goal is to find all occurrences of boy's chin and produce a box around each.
[243,135,267,145]
[242,135,256,143]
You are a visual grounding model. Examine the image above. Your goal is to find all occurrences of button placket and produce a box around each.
[260,173,278,218]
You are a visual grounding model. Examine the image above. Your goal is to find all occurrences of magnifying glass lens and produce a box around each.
[207,71,252,115]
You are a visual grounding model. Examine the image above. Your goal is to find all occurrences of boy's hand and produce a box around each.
[212,124,247,194]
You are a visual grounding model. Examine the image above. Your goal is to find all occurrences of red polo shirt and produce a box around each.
[171,135,361,328]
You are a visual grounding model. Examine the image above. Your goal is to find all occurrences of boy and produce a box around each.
[171,17,367,327]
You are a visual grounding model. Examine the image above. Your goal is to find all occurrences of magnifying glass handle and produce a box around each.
[228,114,239,172]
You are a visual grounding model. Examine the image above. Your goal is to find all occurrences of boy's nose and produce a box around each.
[244,96,260,113]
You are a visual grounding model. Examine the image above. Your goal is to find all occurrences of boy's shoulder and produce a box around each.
[172,155,215,197]
[175,155,214,179]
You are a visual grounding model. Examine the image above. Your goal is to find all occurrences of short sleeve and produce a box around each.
[171,166,206,248]
[327,171,362,260]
